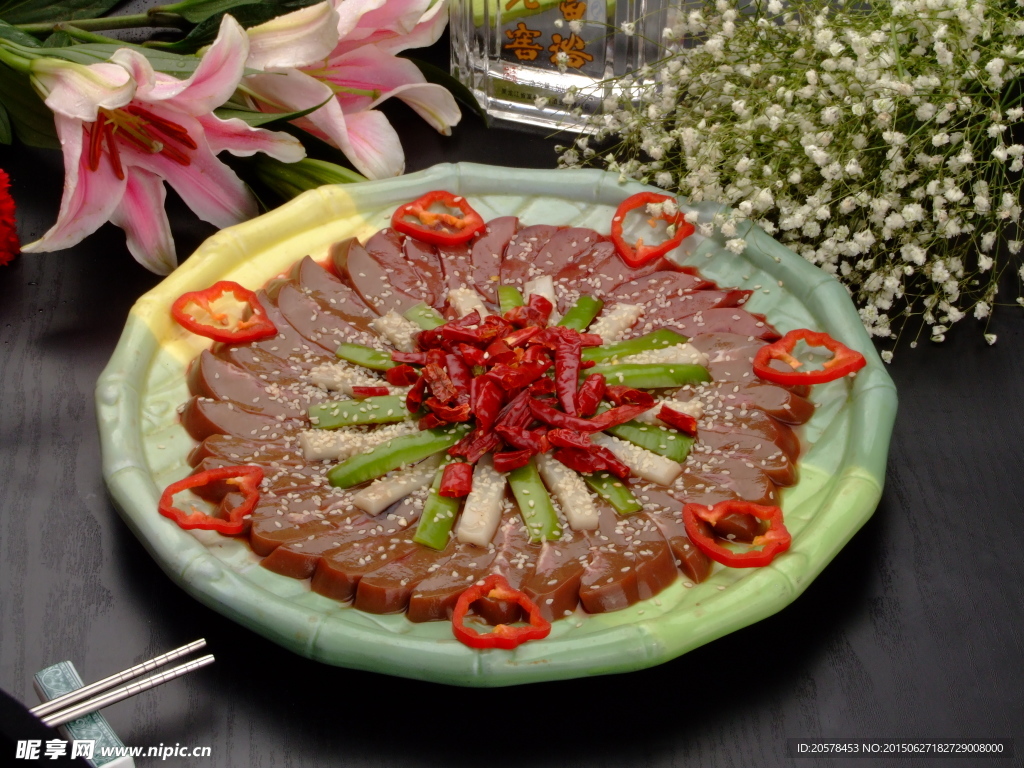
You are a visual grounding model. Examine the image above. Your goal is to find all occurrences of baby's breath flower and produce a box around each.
[559,0,1024,356]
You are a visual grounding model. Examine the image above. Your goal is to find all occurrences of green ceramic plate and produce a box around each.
[96,163,897,686]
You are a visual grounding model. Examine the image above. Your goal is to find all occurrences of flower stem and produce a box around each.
[16,12,187,34]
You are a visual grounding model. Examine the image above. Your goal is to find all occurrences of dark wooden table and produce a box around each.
[1,57,1022,768]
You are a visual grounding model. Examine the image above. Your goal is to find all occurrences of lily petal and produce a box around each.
[375,81,460,135]
[247,2,341,71]
[22,115,127,252]
[198,114,306,162]
[118,110,257,229]
[31,59,134,122]
[325,46,461,133]
[332,0,448,55]
[333,0,389,40]
[336,109,405,178]
[109,168,176,274]
[245,69,400,179]
[116,16,249,114]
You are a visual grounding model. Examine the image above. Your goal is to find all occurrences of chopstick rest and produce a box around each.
[33,660,134,768]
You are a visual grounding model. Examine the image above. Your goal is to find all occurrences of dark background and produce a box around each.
[1,25,1023,768]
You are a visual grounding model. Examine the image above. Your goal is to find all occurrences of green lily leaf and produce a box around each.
[146,4,281,54]
[0,0,123,25]
[0,19,42,46]
[214,96,331,127]
[249,155,366,202]
[33,41,203,78]
[404,56,485,119]
[0,101,12,144]
[0,62,58,149]
[42,30,75,47]
[155,0,316,24]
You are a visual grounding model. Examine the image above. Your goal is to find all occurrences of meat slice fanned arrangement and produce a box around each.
[167,198,832,639]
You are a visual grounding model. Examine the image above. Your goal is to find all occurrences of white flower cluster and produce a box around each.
[559,0,1024,355]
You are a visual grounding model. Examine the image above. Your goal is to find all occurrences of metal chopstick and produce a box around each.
[40,654,216,728]
[30,639,207,718]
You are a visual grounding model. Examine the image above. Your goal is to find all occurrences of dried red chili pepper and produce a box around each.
[683,500,792,568]
[576,373,606,416]
[492,449,534,473]
[753,329,867,386]
[391,350,428,365]
[351,386,390,399]
[487,358,552,391]
[473,378,505,431]
[452,574,551,650]
[503,304,547,328]
[458,343,488,366]
[419,412,446,430]
[495,425,547,453]
[578,333,603,347]
[444,353,473,395]
[528,376,556,396]
[449,425,502,463]
[610,192,695,267]
[528,398,650,433]
[657,406,698,436]
[604,385,655,408]
[546,428,592,452]
[387,364,420,387]
[158,465,263,535]
[551,447,629,479]
[527,294,553,325]
[426,398,472,422]
[422,363,459,404]
[391,190,486,246]
[171,281,277,343]
[484,339,516,365]
[439,462,474,497]
[406,375,428,412]
[416,326,446,350]
[549,327,583,415]
[503,326,544,348]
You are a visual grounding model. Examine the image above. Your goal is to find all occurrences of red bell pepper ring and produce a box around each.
[159,465,263,535]
[439,462,474,497]
[391,190,486,246]
[682,500,792,568]
[753,329,867,386]
[610,191,695,267]
[351,386,391,399]
[576,373,606,416]
[657,406,698,436]
[386,364,420,387]
[452,574,551,650]
[171,281,277,343]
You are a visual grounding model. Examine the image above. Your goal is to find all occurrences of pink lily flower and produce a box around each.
[243,0,460,180]
[23,16,305,274]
